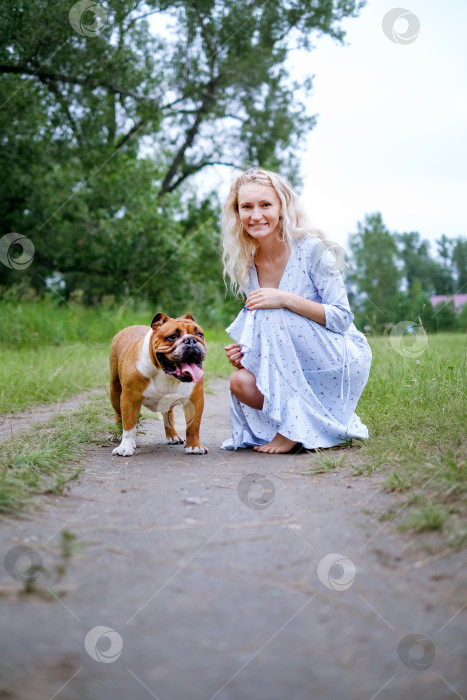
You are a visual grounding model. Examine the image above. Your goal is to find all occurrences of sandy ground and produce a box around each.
[0,378,465,700]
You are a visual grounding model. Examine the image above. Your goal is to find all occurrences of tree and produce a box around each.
[395,231,449,296]
[426,235,467,296]
[0,0,363,189]
[452,238,467,292]
[348,213,402,331]
[0,0,365,307]
[437,234,455,271]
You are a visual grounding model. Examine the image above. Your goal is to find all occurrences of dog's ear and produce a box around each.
[181,313,194,321]
[151,312,169,329]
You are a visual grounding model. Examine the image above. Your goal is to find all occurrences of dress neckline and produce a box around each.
[253,243,294,290]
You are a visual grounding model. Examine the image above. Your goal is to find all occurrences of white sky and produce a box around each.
[152,0,467,255]
[299,0,467,251]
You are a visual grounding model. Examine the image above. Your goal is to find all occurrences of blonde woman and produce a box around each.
[221,168,372,454]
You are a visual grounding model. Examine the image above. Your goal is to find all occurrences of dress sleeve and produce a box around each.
[305,238,354,334]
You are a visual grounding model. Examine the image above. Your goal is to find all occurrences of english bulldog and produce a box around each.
[109,312,207,456]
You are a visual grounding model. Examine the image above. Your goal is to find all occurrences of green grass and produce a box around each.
[0,346,109,413]
[0,301,232,414]
[0,394,113,516]
[0,332,231,415]
[312,332,467,545]
[0,301,233,515]
[1,300,466,544]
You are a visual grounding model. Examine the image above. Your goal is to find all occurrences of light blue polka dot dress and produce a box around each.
[222,235,372,450]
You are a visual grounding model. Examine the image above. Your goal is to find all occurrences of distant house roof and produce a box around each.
[430,294,467,311]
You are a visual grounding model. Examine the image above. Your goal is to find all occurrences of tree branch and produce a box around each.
[42,79,82,147]
[159,79,217,195]
[115,119,148,149]
[187,0,216,59]
[161,160,240,194]
[0,63,148,101]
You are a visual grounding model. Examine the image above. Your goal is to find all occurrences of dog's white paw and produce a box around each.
[112,443,135,457]
[167,436,185,445]
[185,445,208,455]
[112,429,136,457]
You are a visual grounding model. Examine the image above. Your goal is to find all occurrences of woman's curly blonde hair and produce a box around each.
[221,168,338,297]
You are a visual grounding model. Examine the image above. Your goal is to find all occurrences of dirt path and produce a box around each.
[0,378,465,700]
[0,389,103,442]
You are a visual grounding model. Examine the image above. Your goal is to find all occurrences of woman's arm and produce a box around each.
[245,288,326,326]
[281,292,326,325]
[244,238,355,332]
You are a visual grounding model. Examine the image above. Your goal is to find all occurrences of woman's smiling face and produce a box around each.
[237,183,282,241]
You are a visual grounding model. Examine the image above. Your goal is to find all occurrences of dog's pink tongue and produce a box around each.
[181,362,204,383]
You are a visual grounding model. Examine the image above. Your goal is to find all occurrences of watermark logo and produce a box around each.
[4,545,43,583]
[382,8,420,45]
[317,553,356,591]
[389,321,428,358]
[237,473,275,510]
[313,240,348,279]
[84,626,123,663]
[69,0,108,37]
[77,313,116,347]
[0,233,35,270]
[397,634,436,670]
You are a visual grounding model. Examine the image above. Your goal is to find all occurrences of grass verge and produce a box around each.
[0,393,113,516]
[1,299,465,547]
[311,332,467,547]
[0,331,231,415]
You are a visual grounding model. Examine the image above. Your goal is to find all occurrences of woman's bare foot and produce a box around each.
[253,433,298,454]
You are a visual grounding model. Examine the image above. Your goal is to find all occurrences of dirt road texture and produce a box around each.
[0,378,465,700]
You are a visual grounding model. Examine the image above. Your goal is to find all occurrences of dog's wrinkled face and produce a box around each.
[150,312,207,383]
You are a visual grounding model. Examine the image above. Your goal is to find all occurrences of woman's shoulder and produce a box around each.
[293,234,323,249]
[291,234,324,259]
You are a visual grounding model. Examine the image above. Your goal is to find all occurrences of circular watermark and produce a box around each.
[77,313,116,347]
[69,0,108,37]
[84,626,123,663]
[0,233,35,270]
[237,473,275,510]
[157,393,195,430]
[389,321,428,359]
[397,634,436,670]
[382,8,420,45]
[4,545,43,583]
[316,240,348,279]
[317,553,356,591]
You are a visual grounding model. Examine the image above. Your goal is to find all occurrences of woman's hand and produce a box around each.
[225,343,244,369]
[245,288,290,310]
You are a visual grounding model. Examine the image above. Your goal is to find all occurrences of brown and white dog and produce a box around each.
[109,312,207,456]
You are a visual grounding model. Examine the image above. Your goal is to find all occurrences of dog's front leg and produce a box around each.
[112,390,142,457]
[185,381,208,454]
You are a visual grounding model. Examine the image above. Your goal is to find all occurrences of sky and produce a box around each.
[298,0,467,251]
[152,0,467,255]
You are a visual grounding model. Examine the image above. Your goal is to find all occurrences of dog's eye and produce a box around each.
[165,333,179,341]
[196,330,204,338]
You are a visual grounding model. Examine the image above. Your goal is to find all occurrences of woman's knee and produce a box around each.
[230,369,247,397]
[230,369,264,409]
[230,368,255,396]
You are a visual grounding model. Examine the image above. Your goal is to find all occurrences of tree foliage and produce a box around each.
[0,0,364,322]
[348,213,402,326]
[1,1,464,333]
[348,213,466,332]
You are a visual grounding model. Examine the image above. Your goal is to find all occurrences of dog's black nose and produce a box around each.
[184,336,197,346]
